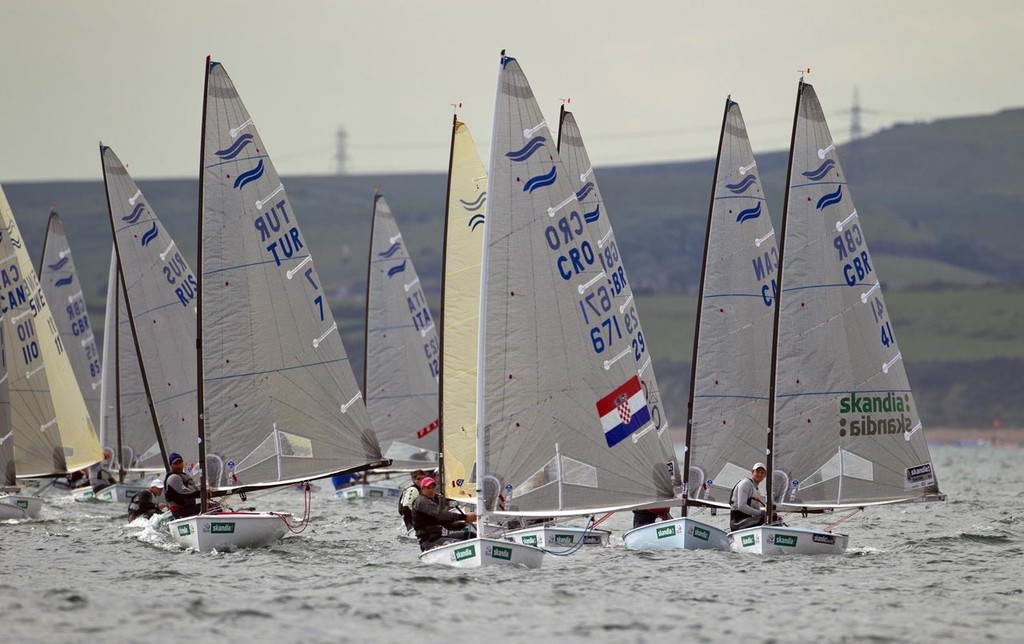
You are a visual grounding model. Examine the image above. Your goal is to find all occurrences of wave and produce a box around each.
[379,242,402,259]
[576,181,596,201]
[387,261,407,278]
[460,192,486,210]
[726,175,758,194]
[215,133,254,160]
[140,223,159,247]
[468,214,485,231]
[803,159,836,181]
[583,204,601,224]
[122,203,146,224]
[233,160,265,190]
[736,202,762,223]
[54,275,74,287]
[47,256,70,271]
[816,185,843,210]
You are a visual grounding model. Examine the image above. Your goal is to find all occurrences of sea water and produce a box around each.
[3,445,1021,643]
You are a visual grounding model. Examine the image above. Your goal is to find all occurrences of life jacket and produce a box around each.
[164,472,199,513]
[729,478,759,525]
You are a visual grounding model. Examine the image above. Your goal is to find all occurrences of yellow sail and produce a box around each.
[0,185,101,476]
[440,120,487,501]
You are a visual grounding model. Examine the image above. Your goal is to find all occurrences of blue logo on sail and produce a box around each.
[122,203,146,224]
[803,159,836,181]
[54,274,74,287]
[583,204,601,224]
[140,223,159,247]
[726,175,758,194]
[215,134,254,160]
[736,202,762,223]
[47,256,70,271]
[387,260,407,278]
[379,242,402,259]
[506,136,546,162]
[523,167,557,193]
[576,182,596,201]
[816,185,843,210]
[233,160,265,189]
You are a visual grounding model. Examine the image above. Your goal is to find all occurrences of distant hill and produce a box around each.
[3,106,1022,427]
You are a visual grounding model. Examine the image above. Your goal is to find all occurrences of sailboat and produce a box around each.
[0,305,36,519]
[555,105,675,549]
[626,98,777,551]
[437,116,486,510]
[421,53,677,568]
[343,192,439,500]
[169,57,387,551]
[39,210,102,428]
[86,248,164,504]
[99,145,200,505]
[0,184,103,517]
[729,81,944,555]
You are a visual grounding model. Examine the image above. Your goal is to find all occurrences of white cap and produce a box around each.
[752,462,767,472]
[150,478,164,489]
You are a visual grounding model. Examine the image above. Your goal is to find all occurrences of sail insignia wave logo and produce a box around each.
[460,191,486,212]
[47,256,70,271]
[122,203,146,224]
[387,260,407,278]
[140,223,159,247]
[379,242,402,259]
[803,159,836,181]
[215,133,254,160]
[468,214,485,231]
[233,160,265,189]
[816,185,843,210]
[576,181,596,201]
[506,136,546,162]
[583,204,601,224]
[54,274,74,287]
[726,175,758,194]
[736,202,762,223]
[522,166,557,193]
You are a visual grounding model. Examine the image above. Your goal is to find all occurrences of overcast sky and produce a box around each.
[3,1,1021,182]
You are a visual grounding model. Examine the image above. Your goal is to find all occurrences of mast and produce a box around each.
[764,81,805,521]
[114,269,124,482]
[195,56,212,512]
[362,192,379,400]
[99,144,167,478]
[474,50,506,530]
[437,112,458,490]
[682,96,733,517]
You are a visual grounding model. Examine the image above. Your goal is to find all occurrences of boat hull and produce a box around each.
[0,494,42,519]
[728,525,849,555]
[505,525,611,548]
[622,517,729,551]
[333,483,401,500]
[418,537,544,569]
[72,483,148,503]
[167,512,288,552]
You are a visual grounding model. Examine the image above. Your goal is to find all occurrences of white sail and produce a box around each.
[38,210,102,427]
[97,248,161,472]
[770,82,940,509]
[0,320,13,486]
[556,107,680,489]
[101,146,196,468]
[364,193,439,469]
[198,59,384,492]
[0,184,102,476]
[686,99,778,507]
[479,54,676,517]
[440,118,487,503]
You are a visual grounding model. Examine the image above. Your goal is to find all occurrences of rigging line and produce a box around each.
[538,515,598,557]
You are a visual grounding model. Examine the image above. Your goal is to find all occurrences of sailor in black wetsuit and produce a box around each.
[128,479,166,521]
[730,462,768,531]
[164,453,202,519]
[410,476,477,552]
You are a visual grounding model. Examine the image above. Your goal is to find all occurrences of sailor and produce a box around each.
[127,479,167,521]
[164,453,202,519]
[729,462,768,531]
[398,469,427,531]
[88,461,117,493]
[631,507,672,529]
[410,476,477,552]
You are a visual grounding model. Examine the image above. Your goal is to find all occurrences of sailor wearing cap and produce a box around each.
[127,478,167,522]
[164,452,202,519]
[729,463,768,531]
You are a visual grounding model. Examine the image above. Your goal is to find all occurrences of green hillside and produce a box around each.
[3,107,1022,427]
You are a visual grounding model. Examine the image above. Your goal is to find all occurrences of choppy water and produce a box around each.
[3,445,1022,643]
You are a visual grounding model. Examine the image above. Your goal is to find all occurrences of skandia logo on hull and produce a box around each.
[837,392,913,438]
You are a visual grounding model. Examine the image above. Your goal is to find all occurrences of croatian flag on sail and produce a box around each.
[596,376,651,448]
